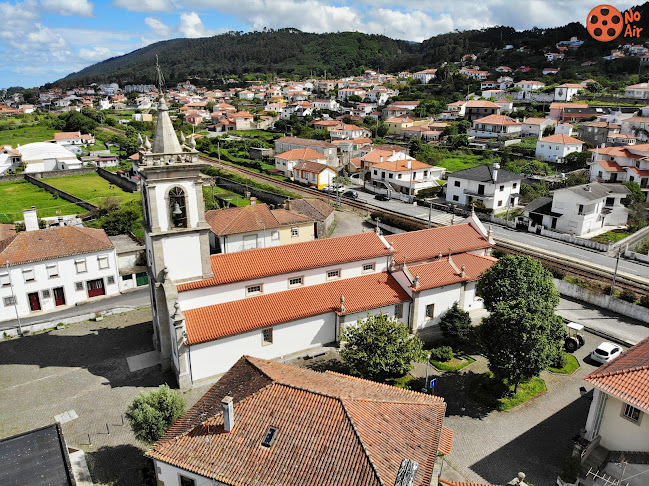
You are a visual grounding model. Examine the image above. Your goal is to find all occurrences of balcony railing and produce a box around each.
[464,189,494,199]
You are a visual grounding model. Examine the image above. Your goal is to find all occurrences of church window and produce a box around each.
[169,187,187,228]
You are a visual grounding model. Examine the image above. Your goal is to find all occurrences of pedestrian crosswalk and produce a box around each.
[413,211,455,226]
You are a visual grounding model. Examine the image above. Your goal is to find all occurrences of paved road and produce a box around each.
[349,184,649,277]
[0,287,150,332]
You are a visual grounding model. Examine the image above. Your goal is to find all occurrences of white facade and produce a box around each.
[370,163,443,197]
[554,84,582,101]
[0,250,119,322]
[535,136,583,163]
[446,176,521,210]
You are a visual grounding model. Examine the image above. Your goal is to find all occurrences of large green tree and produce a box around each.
[125,385,186,445]
[340,313,424,381]
[477,255,559,312]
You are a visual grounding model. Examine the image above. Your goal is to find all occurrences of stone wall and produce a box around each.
[214,176,288,207]
[24,175,97,212]
[97,167,138,193]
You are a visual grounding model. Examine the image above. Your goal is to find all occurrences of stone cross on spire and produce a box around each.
[151,57,182,154]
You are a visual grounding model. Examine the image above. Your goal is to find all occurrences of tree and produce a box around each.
[479,299,565,393]
[439,302,472,342]
[622,181,645,205]
[563,151,591,168]
[542,125,555,136]
[125,385,186,445]
[477,254,559,312]
[100,205,140,235]
[340,313,424,381]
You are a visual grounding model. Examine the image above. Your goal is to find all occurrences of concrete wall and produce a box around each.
[24,175,97,212]
[553,279,649,323]
[537,228,610,252]
[31,167,96,179]
[599,395,649,452]
[97,167,138,193]
[214,176,288,207]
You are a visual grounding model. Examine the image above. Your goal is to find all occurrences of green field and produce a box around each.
[0,179,87,223]
[0,126,56,146]
[45,173,140,206]
[436,153,492,172]
[229,129,279,140]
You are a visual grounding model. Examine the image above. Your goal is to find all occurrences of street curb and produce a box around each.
[582,325,636,348]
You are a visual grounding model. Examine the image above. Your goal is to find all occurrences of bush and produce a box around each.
[559,456,582,483]
[640,294,649,309]
[125,385,186,445]
[552,352,567,369]
[430,346,454,362]
[439,302,472,342]
[619,289,637,303]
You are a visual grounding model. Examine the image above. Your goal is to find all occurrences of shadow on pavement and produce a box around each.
[86,444,148,486]
[433,370,495,419]
[470,397,591,486]
[0,321,175,388]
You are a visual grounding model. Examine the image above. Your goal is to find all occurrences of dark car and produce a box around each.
[374,194,390,201]
[342,190,359,200]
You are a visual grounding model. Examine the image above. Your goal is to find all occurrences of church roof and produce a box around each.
[152,97,183,154]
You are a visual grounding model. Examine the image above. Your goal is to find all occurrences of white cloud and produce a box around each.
[78,46,120,61]
[40,0,94,16]
[178,11,215,37]
[145,16,172,37]
[113,0,174,12]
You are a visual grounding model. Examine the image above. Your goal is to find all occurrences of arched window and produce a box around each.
[169,187,187,228]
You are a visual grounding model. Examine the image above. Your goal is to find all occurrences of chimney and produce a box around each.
[58,217,64,227]
[380,156,383,163]
[250,197,257,205]
[222,396,234,432]
[23,207,39,232]
[585,184,591,192]
[492,162,500,182]
[507,472,526,485]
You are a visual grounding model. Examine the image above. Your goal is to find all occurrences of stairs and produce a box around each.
[581,445,610,479]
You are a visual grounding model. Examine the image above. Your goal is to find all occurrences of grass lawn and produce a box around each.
[495,208,524,220]
[430,355,475,372]
[202,186,250,208]
[548,352,580,374]
[435,152,492,172]
[0,179,87,223]
[511,137,538,149]
[85,141,108,151]
[0,125,56,146]
[590,228,632,244]
[386,373,422,391]
[472,372,546,411]
[45,173,140,206]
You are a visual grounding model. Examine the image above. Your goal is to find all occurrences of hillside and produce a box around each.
[56,4,649,87]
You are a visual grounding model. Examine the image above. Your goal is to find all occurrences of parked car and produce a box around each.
[322,184,344,194]
[374,193,390,201]
[342,190,359,200]
[590,342,622,364]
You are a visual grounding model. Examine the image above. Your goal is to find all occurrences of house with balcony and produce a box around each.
[620,116,649,142]
[274,147,328,178]
[274,136,338,167]
[412,68,437,83]
[369,158,444,197]
[625,82,649,99]
[463,100,501,121]
[468,114,522,139]
[589,144,649,201]
[578,121,621,147]
[521,117,555,137]
[535,133,584,162]
[523,183,629,236]
[514,80,546,92]
[445,163,522,211]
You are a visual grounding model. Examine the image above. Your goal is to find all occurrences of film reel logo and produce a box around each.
[587,5,623,42]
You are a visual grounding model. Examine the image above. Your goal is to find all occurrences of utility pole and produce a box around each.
[428,200,432,229]
[6,260,22,336]
[609,247,622,296]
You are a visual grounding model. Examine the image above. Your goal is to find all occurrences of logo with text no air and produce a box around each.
[587,4,643,42]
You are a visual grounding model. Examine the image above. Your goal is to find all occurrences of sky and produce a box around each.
[0,0,641,89]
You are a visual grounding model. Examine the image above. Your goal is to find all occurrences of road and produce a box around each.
[349,184,649,277]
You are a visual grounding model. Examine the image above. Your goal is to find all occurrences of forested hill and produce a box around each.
[56,3,649,87]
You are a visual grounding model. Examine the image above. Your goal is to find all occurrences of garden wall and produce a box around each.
[97,167,138,193]
[31,168,95,179]
[24,175,97,212]
[213,176,288,207]
[553,279,649,323]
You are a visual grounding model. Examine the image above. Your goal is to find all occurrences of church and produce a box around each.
[139,94,496,390]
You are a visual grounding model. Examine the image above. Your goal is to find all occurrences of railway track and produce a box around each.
[98,127,649,295]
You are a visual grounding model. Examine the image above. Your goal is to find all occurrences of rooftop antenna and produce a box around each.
[155,54,166,95]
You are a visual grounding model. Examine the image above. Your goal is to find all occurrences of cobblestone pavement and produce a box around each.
[0,307,211,486]
[410,331,615,486]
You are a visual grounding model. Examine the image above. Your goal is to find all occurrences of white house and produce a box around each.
[554,83,583,101]
[468,114,522,138]
[620,116,649,142]
[514,80,545,92]
[19,142,81,173]
[588,144,649,201]
[310,98,341,111]
[329,124,371,140]
[535,133,583,162]
[523,183,630,236]
[0,210,119,322]
[583,336,649,456]
[274,147,328,177]
[624,82,649,99]
[521,117,555,137]
[274,136,338,167]
[446,163,522,210]
[412,68,437,84]
[0,145,22,174]
[370,158,444,197]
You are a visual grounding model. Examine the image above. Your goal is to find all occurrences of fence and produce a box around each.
[24,175,97,212]
[535,227,610,252]
[612,225,649,251]
[553,279,649,323]
[97,167,138,193]
[624,249,649,264]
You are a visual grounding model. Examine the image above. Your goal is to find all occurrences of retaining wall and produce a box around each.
[24,175,97,212]
[30,167,95,179]
[624,250,649,264]
[553,278,649,323]
[538,228,610,252]
[97,167,138,193]
[213,176,288,207]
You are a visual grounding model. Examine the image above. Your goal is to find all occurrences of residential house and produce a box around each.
[582,335,649,454]
[274,137,338,167]
[293,161,337,189]
[413,68,437,83]
[274,147,328,178]
[337,88,367,100]
[205,203,314,254]
[0,145,22,174]
[495,66,513,73]
[607,133,636,145]
[542,67,560,75]
[231,111,255,130]
[554,83,584,101]
[330,124,371,140]
[0,210,120,322]
[146,356,454,486]
[310,98,341,111]
[462,100,501,122]
[545,52,564,62]
[523,183,629,236]
[54,131,95,148]
[514,80,545,92]
[370,158,444,197]
[535,133,583,162]
[354,148,415,176]
[578,121,621,147]
[521,117,555,137]
[549,102,589,121]
[468,114,522,139]
[562,106,605,123]
[589,144,649,201]
[460,68,489,80]
[446,163,522,210]
[286,198,335,238]
[621,116,649,142]
[625,83,649,99]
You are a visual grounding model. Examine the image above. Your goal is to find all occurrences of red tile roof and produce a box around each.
[0,224,16,244]
[270,208,313,225]
[473,115,520,126]
[626,166,649,176]
[438,426,454,456]
[53,131,82,140]
[205,204,281,235]
[389,224,490,265]
[177,231,392,291]
[372,159,433,171]
[440,481,501,486]
[408,253,497,291]
[149,357,447,486]
[540,133,583,145]
[595,159,625,172]
[294,160,331,173]
[183,272,409,344]
[0,226,113,265]
[275,147,326,161]
[584,335,649,412]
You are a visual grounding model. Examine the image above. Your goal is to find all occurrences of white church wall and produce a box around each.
[189,313,336,382]
[154,180,200,232]
[162,234,203,282]
[414,284,463,330]
[178,257,390,311]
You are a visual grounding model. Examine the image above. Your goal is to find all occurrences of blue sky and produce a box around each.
[0,0,640,89]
